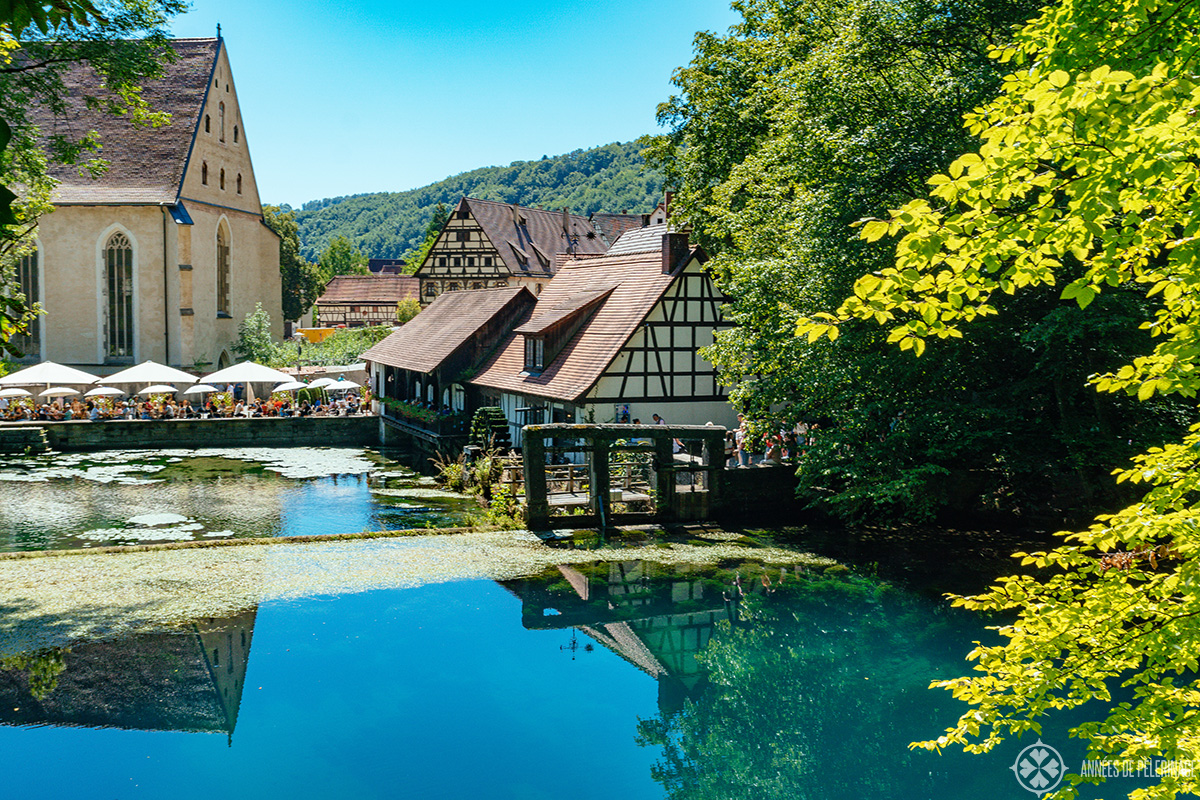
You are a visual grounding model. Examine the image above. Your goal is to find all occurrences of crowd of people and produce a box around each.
[0,393,366,422]
[728,414,816,468]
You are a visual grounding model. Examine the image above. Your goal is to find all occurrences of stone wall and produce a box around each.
[3,416,378,452]
[716,464,803,520]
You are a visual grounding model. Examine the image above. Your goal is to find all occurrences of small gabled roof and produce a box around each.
[316,275,419,306]
[27,38,220,205]
[470,248,700,402]
[606,223,670,256]
[463,198,608,276]
[514,286,615,336]
[362,287,532,374]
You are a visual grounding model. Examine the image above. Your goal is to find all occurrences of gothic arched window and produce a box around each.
[14,246,39,360]
[104,232,134,362]
[216,222,231,317]
[218,101,226,142]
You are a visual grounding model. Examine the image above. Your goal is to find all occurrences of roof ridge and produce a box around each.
[466,196,592,221]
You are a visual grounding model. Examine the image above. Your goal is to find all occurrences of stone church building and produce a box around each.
[17,35,282,372]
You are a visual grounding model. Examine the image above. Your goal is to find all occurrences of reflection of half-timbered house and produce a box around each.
[470,225,734,447]
[503,562,729,712]
[415,198,609,303]
[314,274,419,328]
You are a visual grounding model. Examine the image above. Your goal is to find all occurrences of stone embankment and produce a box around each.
[0,415,378,452]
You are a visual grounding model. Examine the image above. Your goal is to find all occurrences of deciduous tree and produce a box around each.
[647,0,1189,524]
[263,204,323,321]
[0,0,184,355]
[798,0,1200,795]
[318,234,368,279]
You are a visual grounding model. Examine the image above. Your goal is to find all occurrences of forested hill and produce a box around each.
[291,140,663,262]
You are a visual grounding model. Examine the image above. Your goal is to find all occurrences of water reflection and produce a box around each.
[0,552,1103,799]
[504,561,750,712]
[0,610,256,741]
[507,559,1039,798]
[0,447,475,551]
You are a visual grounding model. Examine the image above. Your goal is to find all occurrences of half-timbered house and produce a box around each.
[414,197,609,303]
[469,226,734,447]
[363,287,536,444]
[314,274,419,328]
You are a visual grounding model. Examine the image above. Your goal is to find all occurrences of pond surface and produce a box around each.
[0,447,476,551]
[0,544,1131,800]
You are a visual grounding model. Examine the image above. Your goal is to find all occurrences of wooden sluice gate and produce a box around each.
[520,423,727,530]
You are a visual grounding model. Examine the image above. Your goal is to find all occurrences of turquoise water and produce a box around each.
[0,447,476,551]
[0,554,1133,800]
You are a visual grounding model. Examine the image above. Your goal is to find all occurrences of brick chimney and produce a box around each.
[664,191,674,219]
[663,232,690,274]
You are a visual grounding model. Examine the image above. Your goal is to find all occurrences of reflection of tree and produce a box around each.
[0,610,256,737]
[635,573,993,799]
[0,648,67,701]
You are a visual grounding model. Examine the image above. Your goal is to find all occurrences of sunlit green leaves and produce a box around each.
[801,0,1200,795]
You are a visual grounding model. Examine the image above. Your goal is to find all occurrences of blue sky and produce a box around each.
[169,1,740,208]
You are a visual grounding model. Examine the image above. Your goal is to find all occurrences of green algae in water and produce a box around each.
[0,447,474,552]
[0,530,837,655]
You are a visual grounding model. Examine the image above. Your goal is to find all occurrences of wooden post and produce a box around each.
[591,437,612,529]
[654,433,676,523]
[703,429,724,514]
[524,428,549,529]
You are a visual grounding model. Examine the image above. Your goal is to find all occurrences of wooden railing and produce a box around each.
[501,458,651,498]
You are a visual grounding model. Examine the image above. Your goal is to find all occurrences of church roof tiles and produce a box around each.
[26,38,220,205]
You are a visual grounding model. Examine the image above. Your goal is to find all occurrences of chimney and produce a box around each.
[664,191,674,219]
[641,214,651,227]
[663,232,689,274]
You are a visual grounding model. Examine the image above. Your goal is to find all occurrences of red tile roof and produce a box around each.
[362,287,532,374]
[26,38,220,205]
[316,275,419,305]
[590,213,647,247]
[470,249,701,402]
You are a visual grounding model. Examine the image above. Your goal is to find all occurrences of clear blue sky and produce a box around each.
[169,1,740,208]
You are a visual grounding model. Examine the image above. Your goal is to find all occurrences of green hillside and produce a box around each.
[291,140,663,263]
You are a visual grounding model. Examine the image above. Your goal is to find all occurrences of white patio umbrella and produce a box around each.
[202,362,293,385]
[330,380,362,391]
[0,361,98,386]
[0,387,32,398]
[274,380,307,392]
[137,384,179,396]
[307,377,337,389]
[39,386,79,398]
[84,386,125,398]
[101,360,197,386]
[183,383,221,396]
